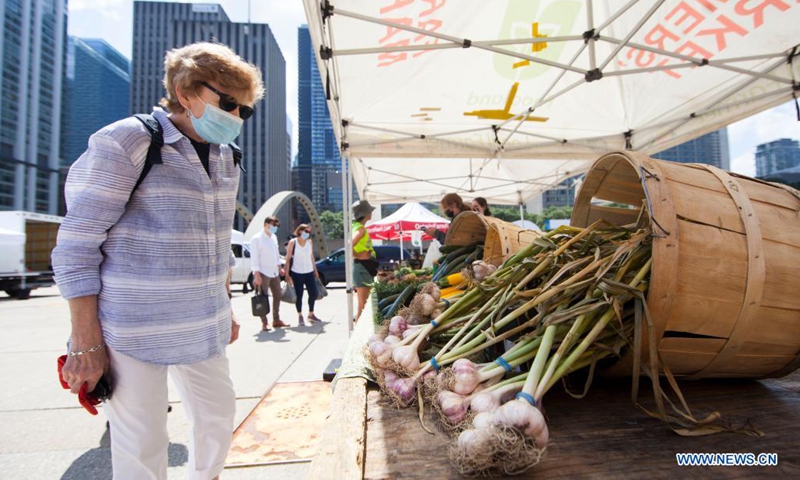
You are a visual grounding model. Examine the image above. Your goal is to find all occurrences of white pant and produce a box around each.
[104,347,236,480]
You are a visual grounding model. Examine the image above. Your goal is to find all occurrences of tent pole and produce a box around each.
[332,8,585,74]
[400,235,404,261]
[343,152,354,334]
[519,203,524,222]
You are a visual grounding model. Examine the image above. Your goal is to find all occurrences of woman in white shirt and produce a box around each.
[285,224,322,326]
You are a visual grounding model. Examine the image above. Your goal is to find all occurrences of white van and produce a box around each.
[230,230,253,293]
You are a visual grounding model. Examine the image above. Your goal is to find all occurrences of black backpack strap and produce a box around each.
[132,114,164,193]
[229,141,245,172]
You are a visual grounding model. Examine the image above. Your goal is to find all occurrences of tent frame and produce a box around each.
[312,1,798,163]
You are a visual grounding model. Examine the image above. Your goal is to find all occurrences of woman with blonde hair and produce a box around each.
[285,224,322,326]
[53,42,264,478]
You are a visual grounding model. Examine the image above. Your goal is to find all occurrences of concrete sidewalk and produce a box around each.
[0,283,354,479]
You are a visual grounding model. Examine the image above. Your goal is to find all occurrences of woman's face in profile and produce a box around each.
[472,201,484,214]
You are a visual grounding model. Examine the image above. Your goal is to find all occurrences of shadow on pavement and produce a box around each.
[254,327,288,343]
[60,425,188,479]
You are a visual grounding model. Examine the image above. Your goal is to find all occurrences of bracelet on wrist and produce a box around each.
[68,343,106,357]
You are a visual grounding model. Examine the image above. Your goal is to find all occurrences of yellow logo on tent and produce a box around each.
[494,0,582,80]
[512,23,549,69]
[463,83,548,122]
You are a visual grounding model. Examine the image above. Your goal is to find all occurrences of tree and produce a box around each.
[319,210,344,240]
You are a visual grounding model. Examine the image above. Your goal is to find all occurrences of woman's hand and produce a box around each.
[62,343,109,394]
[230,313,240,344]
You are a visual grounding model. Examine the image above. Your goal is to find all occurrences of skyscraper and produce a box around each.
[297,25,342,220]
[63,37,131,169]
[755,138,800,178]
[132,1,289,232]
[652,128,730,170]
[0,0,68,214]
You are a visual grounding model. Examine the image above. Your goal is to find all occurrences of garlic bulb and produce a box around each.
[472,411,495,430]
[384,335,401,345]
[388,315,408,336]
[457,428,492,457]
[438,391,468,424]
[452,359,480,395]
[470,391,500,413]
[494,399,548,446]
[391,345,421,371]
[402,327,420,340]
[369,341,392,366]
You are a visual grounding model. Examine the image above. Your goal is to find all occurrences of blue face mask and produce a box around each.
[301,232,310,240]
[269,225,278,234]
[189,100,243,145]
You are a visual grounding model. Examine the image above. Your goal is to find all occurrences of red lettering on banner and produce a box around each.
[419,0,446,16]
[657,58,683,78]
[644,24,681,51]
[696,15,747,50]
[380,0,414,15]
[377,0,448,67]
[734,0,790,28]
[675,40,714,60]
[617,0,798,79]
[626,46,656,68]
[378,17,413,44]
[378,40,410,67]
[696,0,730,12]
[666,2,706,34]
[412,19,442,57]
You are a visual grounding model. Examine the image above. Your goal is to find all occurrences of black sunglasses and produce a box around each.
[200,81,254,120]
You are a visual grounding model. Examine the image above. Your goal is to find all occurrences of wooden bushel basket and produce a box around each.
[484,222,542,267]
[571,152,800,379]
[443,211,506,246]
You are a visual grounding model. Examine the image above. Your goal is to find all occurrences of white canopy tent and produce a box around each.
[366,202,450,258]
[301,0,800,329]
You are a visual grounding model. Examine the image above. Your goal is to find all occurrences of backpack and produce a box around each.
[131,114,244,193]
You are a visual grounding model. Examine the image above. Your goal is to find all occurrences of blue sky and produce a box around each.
[67,0,800,177]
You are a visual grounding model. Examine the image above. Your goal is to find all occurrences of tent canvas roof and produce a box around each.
[303,0,800,205]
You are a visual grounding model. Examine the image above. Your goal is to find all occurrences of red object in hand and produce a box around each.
[57,355,102,415]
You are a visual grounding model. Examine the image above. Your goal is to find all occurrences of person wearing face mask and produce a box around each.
[52,42,264,479]
[285,224,322,326]
[471,197,492,217]
[423,193,471,243]
[250,216,289,331]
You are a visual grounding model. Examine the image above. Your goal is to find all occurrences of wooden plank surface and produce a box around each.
[363,371,800,479]
[309,377,368,480]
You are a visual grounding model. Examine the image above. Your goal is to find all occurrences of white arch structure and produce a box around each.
[242,191,330,260]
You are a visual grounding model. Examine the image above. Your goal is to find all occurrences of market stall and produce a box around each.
[301,0,800,477]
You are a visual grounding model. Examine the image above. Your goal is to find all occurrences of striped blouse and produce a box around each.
[52,108,239,365]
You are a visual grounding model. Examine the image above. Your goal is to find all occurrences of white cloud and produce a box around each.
[727,101,800,176]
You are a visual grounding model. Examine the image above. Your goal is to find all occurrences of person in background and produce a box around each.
[250,216,289,331]
[52,42,263,479]
[351,200,377,322]
[472,197,492,217]
[424,193,471,243]
[285,224,322,326]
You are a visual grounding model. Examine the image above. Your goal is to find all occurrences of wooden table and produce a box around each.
[311,370,800,479]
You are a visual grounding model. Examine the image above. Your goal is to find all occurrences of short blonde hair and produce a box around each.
[294,224,311,237]
[161,42,265,113]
